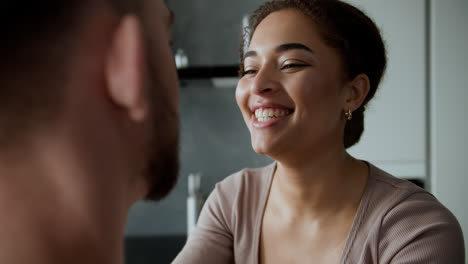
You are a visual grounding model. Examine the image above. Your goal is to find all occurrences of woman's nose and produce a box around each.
[251,67,280,95]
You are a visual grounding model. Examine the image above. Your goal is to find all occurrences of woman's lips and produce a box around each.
[252,107,293,128]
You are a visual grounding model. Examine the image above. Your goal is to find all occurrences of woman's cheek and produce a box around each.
[235,79,249,112]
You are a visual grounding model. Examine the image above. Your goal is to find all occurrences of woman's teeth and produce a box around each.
[255,108,291,122]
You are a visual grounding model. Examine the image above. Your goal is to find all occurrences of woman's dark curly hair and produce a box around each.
[239,0,387,148]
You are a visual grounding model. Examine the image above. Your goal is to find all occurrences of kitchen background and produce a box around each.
[125,0,468,263]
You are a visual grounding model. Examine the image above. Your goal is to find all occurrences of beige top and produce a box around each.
[173,162,465,264]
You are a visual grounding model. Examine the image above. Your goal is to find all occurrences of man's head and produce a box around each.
[0,0,179,201]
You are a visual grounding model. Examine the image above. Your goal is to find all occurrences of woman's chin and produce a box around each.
[251,140,278,156]
[251,142,267,155]
[253,148,267,156]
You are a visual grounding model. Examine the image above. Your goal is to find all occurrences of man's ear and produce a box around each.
[105,14,148,122]
[344,73,371,111]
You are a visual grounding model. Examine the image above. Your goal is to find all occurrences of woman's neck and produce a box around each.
[272,149,369,220]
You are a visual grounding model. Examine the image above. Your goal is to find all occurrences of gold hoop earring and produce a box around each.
[344,109,352,120]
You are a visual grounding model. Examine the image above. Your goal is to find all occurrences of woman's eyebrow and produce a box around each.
[244,42,314,60]
[244,50,257,59]
[275,43,314,54]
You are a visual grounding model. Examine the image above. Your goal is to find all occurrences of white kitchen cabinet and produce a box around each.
[343,0,427,179]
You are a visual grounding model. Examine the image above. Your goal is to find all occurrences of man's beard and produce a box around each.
[141,49,180,201]
[143,105,180,201]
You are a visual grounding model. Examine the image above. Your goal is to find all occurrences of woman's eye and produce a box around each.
[281,63,307,70]
[242,69,257,76]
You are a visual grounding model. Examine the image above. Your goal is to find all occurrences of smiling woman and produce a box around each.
[173,0,465,263]
[237,9,358,160]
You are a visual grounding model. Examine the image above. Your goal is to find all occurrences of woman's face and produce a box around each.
[236,8,350,159]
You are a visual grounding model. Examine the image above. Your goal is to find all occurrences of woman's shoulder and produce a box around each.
[349,163,465,262]
[365,163,460,226]
[367,163,427,195]
[364,163,438,211]
[197,163,275,238]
